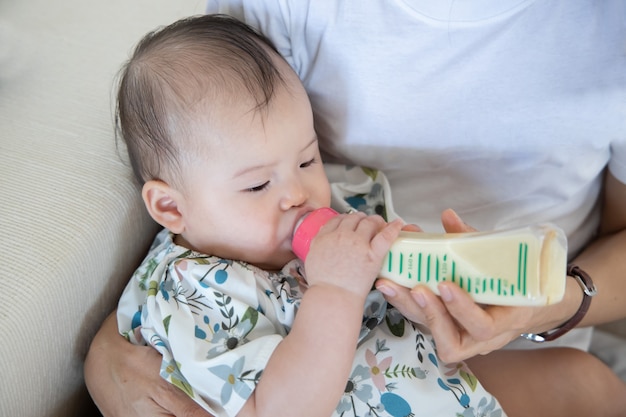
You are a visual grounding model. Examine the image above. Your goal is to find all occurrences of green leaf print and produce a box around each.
[385,313,405,337]
[162,359,195,398]
[148,280,159,297]
[139,258,160,291]
[361,166,379,181]
[163,315,172,335]
[241,307,259,328]
[460,369,479,392]
[171,376,195,398]
[177,249,193,259]
[385,363,419,379]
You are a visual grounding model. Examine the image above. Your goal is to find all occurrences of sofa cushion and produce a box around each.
[0,1,204,415]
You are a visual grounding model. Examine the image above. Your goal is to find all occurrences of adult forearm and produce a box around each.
[567,172,626,328]
[85,311,212,417]
[573,228,626,327]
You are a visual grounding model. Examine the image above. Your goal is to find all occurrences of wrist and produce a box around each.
[307,282,369,306]
[522,264,596,343]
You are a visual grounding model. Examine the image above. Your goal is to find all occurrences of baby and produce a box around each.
[116,14,505,417]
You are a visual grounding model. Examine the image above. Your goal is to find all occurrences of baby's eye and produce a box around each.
[245,181,270,193]
[300,158,317,168]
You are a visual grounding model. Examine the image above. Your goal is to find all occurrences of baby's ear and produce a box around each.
[142,180,185,234]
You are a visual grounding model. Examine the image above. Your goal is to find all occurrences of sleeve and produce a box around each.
[117,228,171,345]
[138,256,289,417]
[204,0,297,70]
[609,137,626,185]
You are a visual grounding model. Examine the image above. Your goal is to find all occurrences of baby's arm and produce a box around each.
[239,213,403,417]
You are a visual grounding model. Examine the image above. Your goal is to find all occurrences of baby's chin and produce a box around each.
[249,251,298,272]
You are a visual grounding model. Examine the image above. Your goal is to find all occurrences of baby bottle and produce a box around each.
[292,208,567,306]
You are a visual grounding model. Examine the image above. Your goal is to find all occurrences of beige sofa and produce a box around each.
[0,1,204,416]
[1,1,625,416]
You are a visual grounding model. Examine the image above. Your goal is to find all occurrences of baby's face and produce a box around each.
[175,70,331,270]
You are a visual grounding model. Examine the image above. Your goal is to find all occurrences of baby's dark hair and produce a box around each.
[116,14,285,186]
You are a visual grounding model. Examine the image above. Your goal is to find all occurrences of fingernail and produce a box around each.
[412,291,427,308]
[376,285,396,297]
[439,284,453,302]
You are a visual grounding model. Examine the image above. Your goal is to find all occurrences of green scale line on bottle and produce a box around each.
[386,242,529,297]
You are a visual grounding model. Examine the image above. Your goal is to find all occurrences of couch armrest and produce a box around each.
[0,1,204,415]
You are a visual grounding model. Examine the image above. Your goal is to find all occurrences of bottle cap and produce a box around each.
[292,207,338,260]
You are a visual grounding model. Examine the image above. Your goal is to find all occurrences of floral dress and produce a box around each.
[117,165,506,417]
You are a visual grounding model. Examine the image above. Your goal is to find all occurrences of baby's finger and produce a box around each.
[322,212,365,233]
[370,219,403,258]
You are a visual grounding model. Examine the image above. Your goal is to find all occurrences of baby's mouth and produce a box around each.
[291,208,339,261]
[293,212,310,238]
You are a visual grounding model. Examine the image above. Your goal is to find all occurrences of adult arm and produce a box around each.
[376,172,626,362]
[84,312,213,417]
[575,172,626,325]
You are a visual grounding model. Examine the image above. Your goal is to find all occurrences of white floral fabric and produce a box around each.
[118,165,506,417]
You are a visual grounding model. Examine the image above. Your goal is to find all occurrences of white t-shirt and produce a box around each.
[206,0,626,350]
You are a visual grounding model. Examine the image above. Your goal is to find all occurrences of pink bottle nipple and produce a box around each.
[292,207,339,260]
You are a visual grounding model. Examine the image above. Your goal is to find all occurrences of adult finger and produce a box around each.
[401,223,422,232]
[375,278,428,324]
[441,208,477,233]
[412,283,530,361]
[438,282,532,341]
[152,382,213,417]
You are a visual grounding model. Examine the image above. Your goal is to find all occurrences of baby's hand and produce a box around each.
[304,212,403,299]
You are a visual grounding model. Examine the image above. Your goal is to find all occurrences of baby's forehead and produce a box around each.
[167,48,305,149]
[182,78,301,145]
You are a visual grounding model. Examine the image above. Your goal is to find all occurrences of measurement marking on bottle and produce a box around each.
[518,243,528,295]
[387,241,531,297]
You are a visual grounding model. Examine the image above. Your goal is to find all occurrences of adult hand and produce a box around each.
[375,209,539,362]
[84,311,213,417]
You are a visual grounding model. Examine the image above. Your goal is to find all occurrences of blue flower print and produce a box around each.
[208,356,253,405]
[460,396,503,417]
[214,267,228,284]
[130,309,141,330]
[159,278,174,301]
[430,353,470,408]
[437,377,470,408]
[336,365,373,414]
[380,392,414,417]
[206,318,253,358]
[345,195,367,212]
